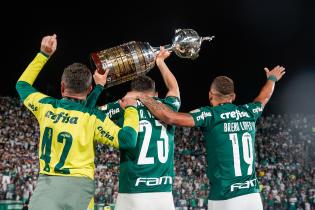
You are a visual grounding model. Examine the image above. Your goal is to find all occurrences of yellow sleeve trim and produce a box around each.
[123,107,139,132]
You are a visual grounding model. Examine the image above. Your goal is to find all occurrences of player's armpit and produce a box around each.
[16,81,48,120]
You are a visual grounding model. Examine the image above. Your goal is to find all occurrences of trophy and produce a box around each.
[90,29,215,88]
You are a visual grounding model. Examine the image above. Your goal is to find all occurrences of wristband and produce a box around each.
[268,75,277,82]
[95,84,105,89]
[40,51,50,58]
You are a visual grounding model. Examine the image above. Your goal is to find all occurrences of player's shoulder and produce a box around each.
[38,96,61,109]
[158,96,181,111]
[190,106,212,114]
[160,96,181,103]
[98,101,121,111]
[240,102,263,113]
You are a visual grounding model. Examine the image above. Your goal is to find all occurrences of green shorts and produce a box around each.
[29,175,94,210]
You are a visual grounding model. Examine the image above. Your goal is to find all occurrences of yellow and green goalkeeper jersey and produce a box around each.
[16,52,139,180]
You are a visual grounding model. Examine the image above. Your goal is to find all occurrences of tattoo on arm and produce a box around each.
[140,96,171,112]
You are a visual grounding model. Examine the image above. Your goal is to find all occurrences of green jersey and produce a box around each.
[99,97,181,193]
[190,102,263,200]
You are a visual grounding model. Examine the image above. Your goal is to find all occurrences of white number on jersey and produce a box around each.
[229,132,254,176]
[137,120,169,165]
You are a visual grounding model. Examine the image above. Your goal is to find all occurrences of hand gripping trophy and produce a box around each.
[90,29,215,88]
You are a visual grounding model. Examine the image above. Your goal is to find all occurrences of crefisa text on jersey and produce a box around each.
[45,111,78,124]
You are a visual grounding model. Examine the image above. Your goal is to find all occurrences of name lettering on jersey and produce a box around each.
[220,110,250,120]
[97,126,114,141]
[139,109,154,120]
[28,103,38,112]
[196,112,212,121]
[224,121,255,132]
[135,176,172,187]
[45,111,78,124]
[230,178,258,192]
[252,106,263,113]
[137,100,144,106]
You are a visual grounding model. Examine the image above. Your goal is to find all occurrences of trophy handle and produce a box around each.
[152,44,174,54]
[200,36,215,42]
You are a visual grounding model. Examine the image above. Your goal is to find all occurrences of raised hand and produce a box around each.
[93,69,110,87]
[40,34,57,57]
[264,65,286,81]
[156,46,171,63]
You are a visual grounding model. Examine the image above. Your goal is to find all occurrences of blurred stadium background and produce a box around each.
[0,97,314,210]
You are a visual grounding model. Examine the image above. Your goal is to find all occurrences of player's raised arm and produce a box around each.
[86,69,109,108]
[156,46,180,98]
[253,65,285,107]
[95,97,140,149]
[16,34,57,116]
[137,94,195,127]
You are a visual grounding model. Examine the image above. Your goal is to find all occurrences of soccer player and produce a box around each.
[88,47,180,210]
[134,66,285,210]
[15,34,139,210]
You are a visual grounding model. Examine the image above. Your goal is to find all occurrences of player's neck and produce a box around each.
[62,92,87,100]
[213,100,232,107]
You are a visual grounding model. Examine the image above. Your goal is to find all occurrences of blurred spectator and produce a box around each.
[0,97,314,210]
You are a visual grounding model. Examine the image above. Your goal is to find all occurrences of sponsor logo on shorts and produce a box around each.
[230,178,258,192]
[135,176,172,187]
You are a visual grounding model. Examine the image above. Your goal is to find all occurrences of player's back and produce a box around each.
[31,96,110,179]
[101,96,180,193]
[191,102,263,200]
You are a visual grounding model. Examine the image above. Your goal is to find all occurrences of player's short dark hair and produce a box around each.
[61,63,92,94]
[130,75,155,92]
[211,76,234,95]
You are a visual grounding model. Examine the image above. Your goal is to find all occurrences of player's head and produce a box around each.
[130,75,156,96]
[61,63,92,98]
[209,76,235,106]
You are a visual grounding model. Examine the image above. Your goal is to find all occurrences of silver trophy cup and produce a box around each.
[91,29,215,88]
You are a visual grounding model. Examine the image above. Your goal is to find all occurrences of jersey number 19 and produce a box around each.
[229,132,254,177]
